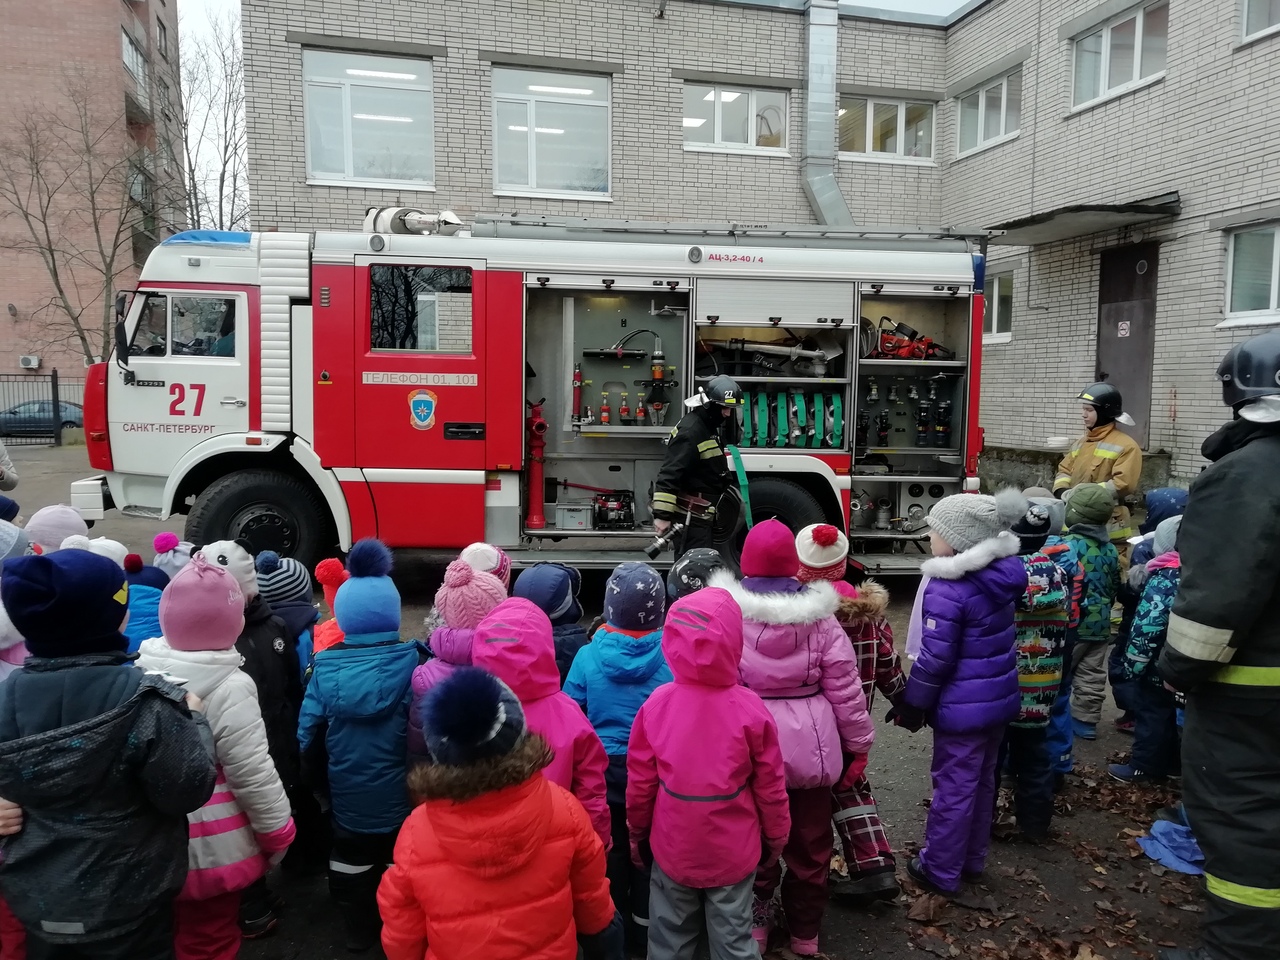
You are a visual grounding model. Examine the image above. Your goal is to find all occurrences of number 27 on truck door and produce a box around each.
[169,383,206,417]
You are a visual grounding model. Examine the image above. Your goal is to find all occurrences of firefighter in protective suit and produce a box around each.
[1054,382,1143,562]
[1156,332,1280,960]
[651,375,743,558]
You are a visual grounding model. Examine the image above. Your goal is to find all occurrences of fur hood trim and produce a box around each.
[837,579,889,621]
[708,570,840,625]
[407,733,552,804]
[921,531,1020,580]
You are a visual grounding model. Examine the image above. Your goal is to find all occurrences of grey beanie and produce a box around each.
[927,488,1027,554]
[1153,516,1182,557]
[0,521,28,562]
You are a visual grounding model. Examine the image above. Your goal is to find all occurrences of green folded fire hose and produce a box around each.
[727,444,754,529]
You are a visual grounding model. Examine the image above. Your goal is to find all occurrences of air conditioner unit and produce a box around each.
[84,355,102,368]
[18,355,41,370]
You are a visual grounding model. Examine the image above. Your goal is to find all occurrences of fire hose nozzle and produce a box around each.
[644,523,685,560]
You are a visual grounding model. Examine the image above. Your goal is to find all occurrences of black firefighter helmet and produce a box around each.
[1217,330,1280,410]
[1077,382,1123,426]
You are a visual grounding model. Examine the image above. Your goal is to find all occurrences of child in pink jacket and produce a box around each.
[407,559,507,757]
[471,597,611,849]
[712,519,875,958]
[627,586,790,960]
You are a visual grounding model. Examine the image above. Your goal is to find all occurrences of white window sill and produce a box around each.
[1068,72,1165,116]
[838,152,937,168]
[982,332,1013,344]
[954,131,1019,162]
[1216,312,1280,329]
[307,178,437,192]
[494,188,613,202]
[682,144,791,158]
[1238,23,1280,49]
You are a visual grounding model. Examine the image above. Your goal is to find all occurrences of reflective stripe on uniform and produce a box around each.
[1214,665,1280,687]
[652,492,678,508]
[330,860,374,874]
[1053,475,1072,491]
[1095,447,1122,460]
[1167,613,1235,663]
[1206,873,1280,909]
[697,439,723,460]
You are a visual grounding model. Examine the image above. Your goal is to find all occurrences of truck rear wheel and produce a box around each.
[185,469,333,570]
[716,477,829,567]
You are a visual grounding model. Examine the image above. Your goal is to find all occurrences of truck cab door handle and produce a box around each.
[220,398,247,407]
[444,422,485,440]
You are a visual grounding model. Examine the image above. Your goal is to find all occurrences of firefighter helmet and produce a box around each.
[686,375,744,409]
[666,547,728,600]
[1217,330,1280,409]
[1077,382,1123,425]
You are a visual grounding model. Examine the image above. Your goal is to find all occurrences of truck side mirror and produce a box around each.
[115,292,128,320]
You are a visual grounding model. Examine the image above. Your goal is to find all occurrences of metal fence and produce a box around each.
[0,372,88,446]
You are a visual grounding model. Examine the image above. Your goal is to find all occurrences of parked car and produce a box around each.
[0,400,84,436]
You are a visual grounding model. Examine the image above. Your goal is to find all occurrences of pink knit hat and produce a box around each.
[160,554,245,651]
[795,523,849,583]
[434,559,507,630]
[739,519,800,578]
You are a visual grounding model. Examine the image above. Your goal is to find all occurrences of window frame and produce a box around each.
[122,30,147,85]
[1223,224,1280,327]
[301,50,437,191]
[156,19,169,61]
[492,68,613,201]
[1071,1,1168,111]
[983,274,1015,344]
[955,69,1022,159]
[681,83,790,157]
[128,291,246,359]
[1243,0,1280,41]
[837,96,936,164]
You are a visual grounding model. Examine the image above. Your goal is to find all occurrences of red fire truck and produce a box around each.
[73,211,988,573]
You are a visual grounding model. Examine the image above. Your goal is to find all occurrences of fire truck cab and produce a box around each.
[74,212,988,573]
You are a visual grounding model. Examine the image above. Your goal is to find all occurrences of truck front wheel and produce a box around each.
[185,469,333,570]
[716,477,829,569]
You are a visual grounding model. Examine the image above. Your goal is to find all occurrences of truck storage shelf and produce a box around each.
[573,424,670,436]
[849,552,932,575]
[849,529,930,541]
[849,474,963,482]
[857,359,967,370]
[739,446,851,453]
[863,447,961,455]
[695,375,851,385]
[523,527,651,538]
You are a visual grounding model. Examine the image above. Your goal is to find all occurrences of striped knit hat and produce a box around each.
[255,551,312,606]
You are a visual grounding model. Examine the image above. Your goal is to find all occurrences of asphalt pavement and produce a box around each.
[6,443,1206,959]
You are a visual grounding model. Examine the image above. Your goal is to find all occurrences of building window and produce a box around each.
[984,274,1014,341]
[156,20,169,60]
[493,68,610,197]
[838,97,933,160]
[1073,1,1168,107]
[158,79,171,114]
[370,265,474,354]
[302,50,435,188]
[1246,0,1280,38]
[682,84,788,153]
[1227,225,1280,320]
[122,30,147,83]
[957,70,1021,156]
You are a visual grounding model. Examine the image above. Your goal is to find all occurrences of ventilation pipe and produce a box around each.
[801,0,854,225]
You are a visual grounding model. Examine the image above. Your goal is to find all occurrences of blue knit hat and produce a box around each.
[605,561,665,631]
[0,496,18,524]
[422,667,527,766]
[512,562,582,626]
[334,539,400,635]
[1,551,130,658]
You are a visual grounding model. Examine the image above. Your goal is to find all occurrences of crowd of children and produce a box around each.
[0,474,1186,960]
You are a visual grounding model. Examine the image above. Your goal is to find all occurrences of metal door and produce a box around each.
[1096,243,1158,446]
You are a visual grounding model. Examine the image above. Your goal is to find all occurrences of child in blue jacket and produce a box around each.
[564,561,671,954]
[298,539,417,953]
[1062,484,1120,741]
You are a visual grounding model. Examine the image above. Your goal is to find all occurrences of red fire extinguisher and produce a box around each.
[525,398,548,530]
[571,363,583,422]
[600,391,611,425]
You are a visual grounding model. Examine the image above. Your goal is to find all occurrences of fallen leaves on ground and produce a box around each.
[907,893,951,923]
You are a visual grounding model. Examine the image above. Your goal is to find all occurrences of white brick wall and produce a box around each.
[244,0,1280,482]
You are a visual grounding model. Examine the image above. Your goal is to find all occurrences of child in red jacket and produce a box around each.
[378,667,622,960]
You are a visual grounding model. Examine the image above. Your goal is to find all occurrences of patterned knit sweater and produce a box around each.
[1064,525,1120,643]
[1012,551,1069,728]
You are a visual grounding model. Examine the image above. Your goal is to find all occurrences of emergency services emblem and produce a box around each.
[408,389,438,431]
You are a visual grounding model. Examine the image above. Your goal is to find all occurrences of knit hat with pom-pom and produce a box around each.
[434,559,507,630]
[334,539,400,636]
[796,523,849,583]
[315,557,348,617]
[255,550,312,607]
[60,535,129,568]
[123,553,170,591]
[422,667,527,766]
[458,542,512,590]
[0,496,19,524]
[927,488,1028,554]
[152,532,195,580]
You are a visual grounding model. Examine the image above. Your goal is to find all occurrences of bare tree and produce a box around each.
[0,74,148,364]
[180,9,249,232]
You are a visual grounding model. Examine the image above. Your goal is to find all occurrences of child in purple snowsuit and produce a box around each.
[894,489,1028,894]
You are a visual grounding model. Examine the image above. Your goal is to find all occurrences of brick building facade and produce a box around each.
[0,0,184,375]
[242,0,1280,483]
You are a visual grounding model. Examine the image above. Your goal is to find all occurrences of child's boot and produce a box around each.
[790,935,820,956]
[750,897,773,954]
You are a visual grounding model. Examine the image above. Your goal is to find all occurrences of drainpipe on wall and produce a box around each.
[801,0,854,225]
